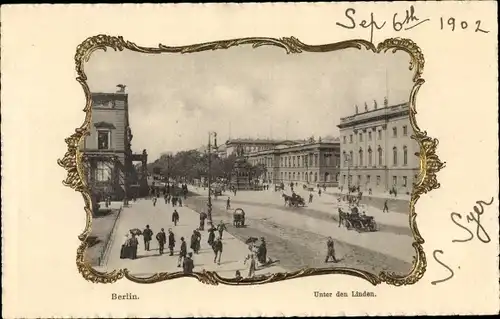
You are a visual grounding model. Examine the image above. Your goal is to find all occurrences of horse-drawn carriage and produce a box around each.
[338,206,378,232]
[282,193,305,207]
[233,208,246,227]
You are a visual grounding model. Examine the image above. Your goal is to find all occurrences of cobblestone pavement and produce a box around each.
[185,195,413,276]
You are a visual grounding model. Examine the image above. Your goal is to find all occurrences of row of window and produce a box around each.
[343,125,409,144]
[342,174,415,188]
[251,153,340,168]
[342,146,409,167]
[279,171,339,182]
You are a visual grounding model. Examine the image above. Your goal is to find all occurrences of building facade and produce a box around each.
[225,138,301,158]
[80,86,148,200]
[337,100,419,194]
[245,137,341,187]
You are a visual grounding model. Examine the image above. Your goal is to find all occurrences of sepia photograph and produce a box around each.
[80,43,419,280]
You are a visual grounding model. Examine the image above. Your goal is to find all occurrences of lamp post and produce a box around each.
[345,153,351,192]
[207,131,218,223]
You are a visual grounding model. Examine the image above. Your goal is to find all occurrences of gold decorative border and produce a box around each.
[58,35,445,286]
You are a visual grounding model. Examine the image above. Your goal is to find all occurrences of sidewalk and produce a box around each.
[97,198,285,278]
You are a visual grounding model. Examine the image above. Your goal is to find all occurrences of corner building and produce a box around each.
[80,86,148,200]
[337,101,419,194]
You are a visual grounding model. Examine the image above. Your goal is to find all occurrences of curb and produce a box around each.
[98,205,123,267]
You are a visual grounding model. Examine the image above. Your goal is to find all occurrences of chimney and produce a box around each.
[116,84,126,93]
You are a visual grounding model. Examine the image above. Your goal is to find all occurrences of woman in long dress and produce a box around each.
[243,244,257,278]
[120,233,130,259]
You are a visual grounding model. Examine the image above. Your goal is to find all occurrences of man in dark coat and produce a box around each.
[172,210,180,226]
[325,236,338,263]
[226,197,231,210]
[183,252,195,274]
[168,228,175,256]
[207,226,216,247]
[217,221,227,239]
[213,237,223,265]
[156,228,166,255]
[199,211,207,231]
[143,225,153,251]
[177,237,187,267]
[190,230,199,254]
[257,237,267,265]
[383,200,389,213]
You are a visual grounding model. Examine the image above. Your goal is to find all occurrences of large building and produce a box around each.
[245,137,341,187]
[337,99,419,194]
[225,138,302,158]
[80,85,148,200]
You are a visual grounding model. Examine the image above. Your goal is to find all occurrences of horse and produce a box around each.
[337,208,350,228]
[282,194,291,206]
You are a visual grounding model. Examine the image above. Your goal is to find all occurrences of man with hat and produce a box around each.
[177,236,187,267]
[325,236,338,263]
[257,237,267,265]
[156,228,166,255]
[183,252,195,274]
[168,228,176,256]
[143,225,153,251]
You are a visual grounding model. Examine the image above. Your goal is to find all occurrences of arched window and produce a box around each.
[349,151,353,166]
[359,148,364,166]
[314,172,318,182]
[393,147,398,166]
[368,147,373,166]
[378,146,383,166]
[403,146,408,166]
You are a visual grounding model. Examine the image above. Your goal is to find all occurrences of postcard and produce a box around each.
[1,2,498,318]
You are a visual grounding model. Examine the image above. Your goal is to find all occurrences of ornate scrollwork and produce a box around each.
[58,34,444,286]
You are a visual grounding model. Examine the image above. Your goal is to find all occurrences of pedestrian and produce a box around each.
[235,270,243,280]
[318,189,322,197]
[244,244,257,278]
[164,193,168,204]
[129,233,139,260]
[217,221,227,239]
[325,236,338,263]
[143,225,153,251]
[120,233,130,259]
[153,196,157,207]
[309,193,313,203]
[177,237,187,267]
[383,200,389,213]
[168,228,176,256]
[257,237,267,265]
[172,209,179,226]
[183,252,195,274]
[226,197,231,210]
[194,229,201,253]
[156,228,166,255]
[178,197,183,207]
[207,226,216,247]
[213,237,223,265]
[190,230,198,254]
[199,211,207,231]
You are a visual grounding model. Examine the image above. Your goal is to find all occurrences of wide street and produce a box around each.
[186,185,415,275]
[97,198,285,278]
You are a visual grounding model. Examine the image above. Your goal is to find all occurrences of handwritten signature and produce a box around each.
[336,6,430,43]
[451,197,494,244]
[432,197,495,285]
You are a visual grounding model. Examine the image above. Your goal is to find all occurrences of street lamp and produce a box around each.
[344,153,351,192]
[207,131,218,223]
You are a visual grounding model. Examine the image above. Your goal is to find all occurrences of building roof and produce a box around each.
[226,138,303,145]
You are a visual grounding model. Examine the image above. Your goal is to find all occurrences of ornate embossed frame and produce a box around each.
[58,35,445,286]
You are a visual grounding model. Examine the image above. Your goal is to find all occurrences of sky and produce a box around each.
[85,43,414,161]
